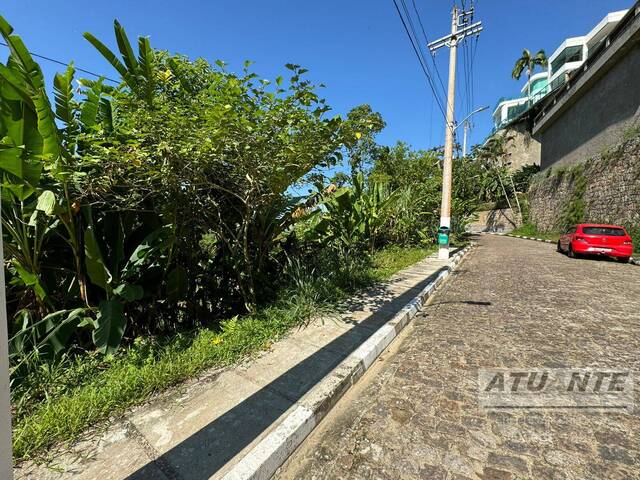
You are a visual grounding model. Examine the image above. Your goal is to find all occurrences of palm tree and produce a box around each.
[512,49,548,106]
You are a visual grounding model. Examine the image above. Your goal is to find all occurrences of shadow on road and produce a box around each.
[124,266,450,480]
[429,300,492,306]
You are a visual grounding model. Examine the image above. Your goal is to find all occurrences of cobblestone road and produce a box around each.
[275,235,640,480]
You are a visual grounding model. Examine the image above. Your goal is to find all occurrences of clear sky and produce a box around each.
[1,0,633,152]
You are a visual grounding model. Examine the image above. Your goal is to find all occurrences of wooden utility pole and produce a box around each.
[429,5,482,259]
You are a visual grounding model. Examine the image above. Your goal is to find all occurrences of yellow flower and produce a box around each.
[212,336,223,345]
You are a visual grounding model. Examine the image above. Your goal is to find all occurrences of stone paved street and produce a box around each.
[275,235,640,480]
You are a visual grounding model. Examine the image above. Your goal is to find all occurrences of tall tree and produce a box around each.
[512,49,548,106]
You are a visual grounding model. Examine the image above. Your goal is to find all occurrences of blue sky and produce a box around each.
[1,0,632,152]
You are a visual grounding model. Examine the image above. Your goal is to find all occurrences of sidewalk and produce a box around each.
[15,250,463,480]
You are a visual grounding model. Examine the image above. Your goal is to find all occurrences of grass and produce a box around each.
[509,224,560,242]
[11,244,435,461]
[369,245,436,281]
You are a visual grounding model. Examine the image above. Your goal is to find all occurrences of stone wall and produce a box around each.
[495,120,541,171]
[528,133,640,231]
[467,208,521,233]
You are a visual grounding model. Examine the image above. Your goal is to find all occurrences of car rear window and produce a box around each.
[582,227,625,236]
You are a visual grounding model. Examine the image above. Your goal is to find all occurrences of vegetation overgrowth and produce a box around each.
[509,224,560,242]
[0,16,496,457]
[11,245,433,459]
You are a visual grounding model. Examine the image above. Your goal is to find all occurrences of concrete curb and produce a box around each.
[485,231,555,244]
[220,246,473,480]
[486,232,639,265]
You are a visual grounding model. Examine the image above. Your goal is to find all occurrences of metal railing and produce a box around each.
[492,85,550,131]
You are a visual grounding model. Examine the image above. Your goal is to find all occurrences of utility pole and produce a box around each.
[429,5,482,259]
[0,216,12,480]
[462,120,469,158]
[459,106,489,157]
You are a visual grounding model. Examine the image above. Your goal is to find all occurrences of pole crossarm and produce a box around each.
[427,21,483,52]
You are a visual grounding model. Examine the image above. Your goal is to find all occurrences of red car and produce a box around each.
[557,224,633,262]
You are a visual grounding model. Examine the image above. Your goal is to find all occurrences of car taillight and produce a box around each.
[623,240,632,245]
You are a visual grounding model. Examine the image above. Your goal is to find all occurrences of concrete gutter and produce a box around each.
[219,246,473,480]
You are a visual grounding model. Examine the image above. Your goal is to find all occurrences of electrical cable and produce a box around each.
[0,41,119,84]
[391,0,447,119]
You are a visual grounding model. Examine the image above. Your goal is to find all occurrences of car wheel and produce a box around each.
[618,257,630,264]
[556,240,562,253]
[568,244,576,259]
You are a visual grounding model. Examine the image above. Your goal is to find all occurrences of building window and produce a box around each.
[530,78,547,92]
[551,45,583,74]
[550,75,565,91]
[588,38,606,59]
[507,103,527,120]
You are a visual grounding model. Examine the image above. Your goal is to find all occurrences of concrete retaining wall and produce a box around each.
[533,14,640,169]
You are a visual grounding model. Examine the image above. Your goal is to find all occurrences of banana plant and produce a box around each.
[83,20,156,105]
[82,210,172,354]
[0,17,64,313]
[9,307,93,370]
[2,191,58,311]
[0,16,60,167]
[355,173,399,252]
[303,172,399,253]
[0,16,94,306]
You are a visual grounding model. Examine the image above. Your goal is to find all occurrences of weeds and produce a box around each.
[510,224,560,242]
[12,245,434,460]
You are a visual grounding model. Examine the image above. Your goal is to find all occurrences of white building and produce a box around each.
[492,72,549,130]
[548,9,628,91]
[493,9,628,131]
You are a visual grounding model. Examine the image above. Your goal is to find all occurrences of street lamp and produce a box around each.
[454,105,489,157]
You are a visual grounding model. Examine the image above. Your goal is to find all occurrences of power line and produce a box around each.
[410,0,448,101]
[0,41,119,84]
[391,0,447,119]
[461,36,472,118]
[398,0,447,111]
[458,3,473,120]
[462,23,480,126]
[468,36,479,121]
[454,0,480,133]
[400,0,447,114]
[401,0,442,144]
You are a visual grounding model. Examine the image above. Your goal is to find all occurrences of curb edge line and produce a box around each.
[220,246,473,480]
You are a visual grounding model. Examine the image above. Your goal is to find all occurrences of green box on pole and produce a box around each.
[437,226,450,246]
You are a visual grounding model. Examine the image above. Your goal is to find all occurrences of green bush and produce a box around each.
[558,167,587,230]
[0,16,384,365]
[0,13,481,458]
[11,245,433,459]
